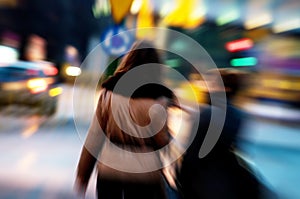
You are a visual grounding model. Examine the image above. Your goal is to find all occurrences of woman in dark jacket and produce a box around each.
[177,69,267,199]
[75,40,176,199]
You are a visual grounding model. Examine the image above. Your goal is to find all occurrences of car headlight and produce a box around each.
[27,78,48,94]
[65,66,81,77]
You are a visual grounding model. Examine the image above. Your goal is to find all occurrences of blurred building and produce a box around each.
[0,0,98,69]
[1,0,299,82]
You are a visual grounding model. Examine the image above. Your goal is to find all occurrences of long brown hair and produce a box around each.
[102,40,165,94]
[113,40,162,75]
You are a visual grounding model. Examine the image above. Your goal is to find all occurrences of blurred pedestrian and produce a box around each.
[75,40,177,199]
[176,68,272,199]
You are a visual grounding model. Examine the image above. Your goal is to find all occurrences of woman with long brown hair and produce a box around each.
[75,40,175,199]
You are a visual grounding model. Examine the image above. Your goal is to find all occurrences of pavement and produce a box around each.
[0,84,300,199]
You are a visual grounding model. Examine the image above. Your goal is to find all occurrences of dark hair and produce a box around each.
[113,40,162,75]
[101,40,174,100]
[205,68,246,98]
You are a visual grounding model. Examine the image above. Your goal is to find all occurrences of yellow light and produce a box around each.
[110,0,133,24]
[49,87,63,97]
[136,0,155,39]
[27,78,47,94]
[162,0,206,29]
[130,0,142,14]
[65,66,82,77]
[178,82,200,103]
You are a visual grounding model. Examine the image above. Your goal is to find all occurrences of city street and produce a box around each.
[238,118,300,199]
[1,0,299,199]
[0,84,300,199]
[0,84,96,199]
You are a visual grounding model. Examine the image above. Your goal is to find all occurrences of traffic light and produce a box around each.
[225,38,253,52]
[225,38,256,67]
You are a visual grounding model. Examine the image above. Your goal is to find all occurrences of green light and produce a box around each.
[230,57,257,67]
[92,0,111,18]
[165,59,180,68]
[216,10,239,26]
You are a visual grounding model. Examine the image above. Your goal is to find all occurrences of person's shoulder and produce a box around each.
[132,84,174,99]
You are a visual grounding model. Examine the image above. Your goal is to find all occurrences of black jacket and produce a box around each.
[177,96,269,199]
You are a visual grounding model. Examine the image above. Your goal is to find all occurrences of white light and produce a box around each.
[160,2,173,17]
[130,0,142,15]
[0,45,18,63]
[244,13,272,30]
[65,66,81,77]
[104,30,113,47]
[216,10,239,26]
[272,18,300,33]
[190,6,206,20]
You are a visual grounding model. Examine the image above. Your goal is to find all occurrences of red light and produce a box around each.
[34,61,58,76]
[225,38,253,52]
[43,65,58,76]
[26,69,39,76]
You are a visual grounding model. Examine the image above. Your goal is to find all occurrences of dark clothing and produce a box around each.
[177,102,265,199]
[97,177,166,199]
[102,73,174,100]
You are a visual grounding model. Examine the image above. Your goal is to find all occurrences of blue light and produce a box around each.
[100,26,134,56]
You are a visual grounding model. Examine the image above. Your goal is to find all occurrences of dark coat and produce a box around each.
[177,98,268,199]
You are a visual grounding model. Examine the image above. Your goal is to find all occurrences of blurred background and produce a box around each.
[0,0,300,198]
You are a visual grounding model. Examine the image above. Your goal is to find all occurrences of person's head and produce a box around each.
[101,40,167,96]
[205,68,246,99]
[114,40,162,78]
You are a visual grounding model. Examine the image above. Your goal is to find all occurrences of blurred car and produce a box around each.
[0,61,62,116]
